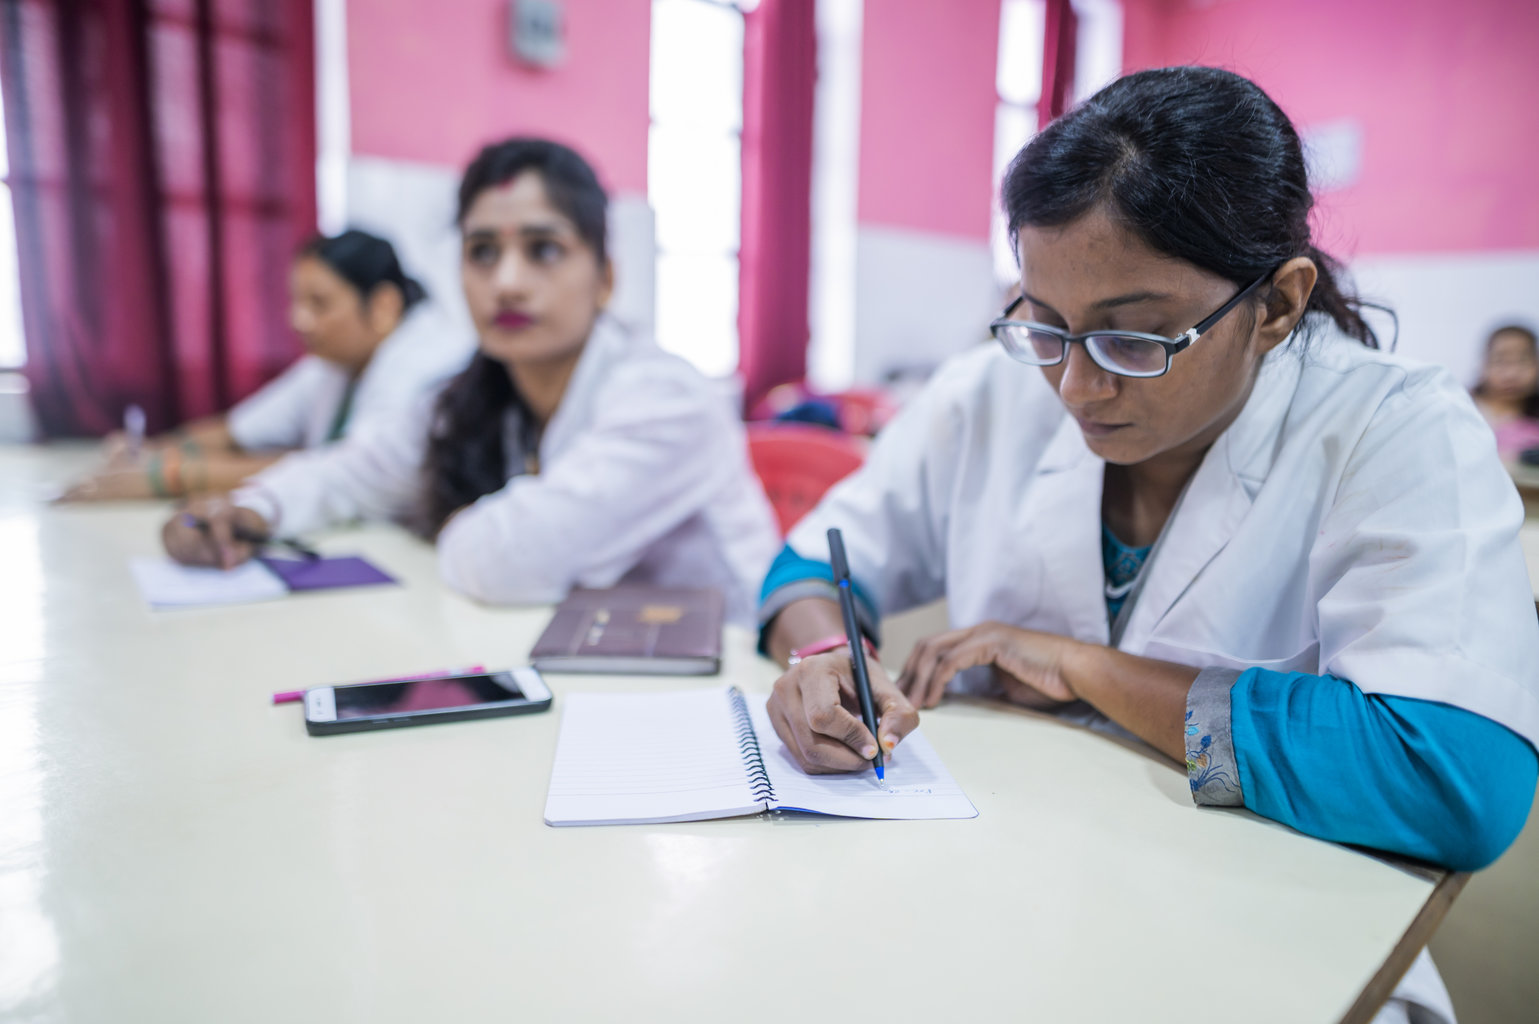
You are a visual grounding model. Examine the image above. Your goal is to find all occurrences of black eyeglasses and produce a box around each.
[989,270,1274,378]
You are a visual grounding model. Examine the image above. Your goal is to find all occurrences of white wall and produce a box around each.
[851,225,997,384]
[0,374,36,443]
[1349,250,1539,386]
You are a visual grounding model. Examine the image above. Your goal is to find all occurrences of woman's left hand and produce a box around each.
[896,621,1086,710]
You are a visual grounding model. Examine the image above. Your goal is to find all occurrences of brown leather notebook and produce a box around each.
[529,586,724,675]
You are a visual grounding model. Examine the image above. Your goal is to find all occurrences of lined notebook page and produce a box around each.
[747,696,978,820]
[544,690,765,826]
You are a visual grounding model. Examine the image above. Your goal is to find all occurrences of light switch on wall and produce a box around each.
[511,0,565,69]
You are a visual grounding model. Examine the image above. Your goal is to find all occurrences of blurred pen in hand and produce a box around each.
[179,512,321,562]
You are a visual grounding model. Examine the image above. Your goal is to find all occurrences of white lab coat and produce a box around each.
[789,328,1539,751]
[788,328,1531,1024]
[227,300,473,451]
[234,315,780,625]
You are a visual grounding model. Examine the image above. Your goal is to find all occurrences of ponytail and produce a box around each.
[1304,245,1376,348]
[299,229,427,313]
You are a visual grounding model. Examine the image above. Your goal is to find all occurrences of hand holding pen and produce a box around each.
[763,531,920,779]
[827,527,886,783]
[161,496,315,570]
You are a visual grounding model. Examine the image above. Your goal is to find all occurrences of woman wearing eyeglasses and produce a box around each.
[760,68,1536,1016]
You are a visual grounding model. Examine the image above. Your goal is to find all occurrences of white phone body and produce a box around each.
[304,667,553,735]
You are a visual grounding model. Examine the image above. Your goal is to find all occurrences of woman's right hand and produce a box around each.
[161,497,270,569]
[765,649,920,774]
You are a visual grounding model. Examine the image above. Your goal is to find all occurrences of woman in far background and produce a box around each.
[1471,323,1539,462]
[61,229,470,500]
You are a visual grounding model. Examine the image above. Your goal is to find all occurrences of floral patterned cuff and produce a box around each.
[1185,666,1244,807]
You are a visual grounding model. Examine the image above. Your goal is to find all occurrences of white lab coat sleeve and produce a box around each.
[226,357,328,452]
[434,361,746,605]
[232,396,433,536]
[1312,369,1539,735]
[346,303,475,438]
[785,358,974,617]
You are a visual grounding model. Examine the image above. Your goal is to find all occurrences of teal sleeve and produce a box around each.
[1230,668,1538,871]
[756,543,879,655]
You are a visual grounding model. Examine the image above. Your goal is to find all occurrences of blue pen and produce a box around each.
[826,527,884,783]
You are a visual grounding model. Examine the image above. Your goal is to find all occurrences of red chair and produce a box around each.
[746,423,867,537]
[747,382,900,437]
[826,387,898,436]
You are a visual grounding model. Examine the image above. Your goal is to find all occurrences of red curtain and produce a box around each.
[737,0,816,415]
[0,0,316,437]
[1040,0,1078,125]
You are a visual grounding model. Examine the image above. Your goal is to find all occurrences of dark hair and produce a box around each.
[1001,66,1378,347]
[1486,323,1539,352]
[1474,323,1539,417]
[298,229,426,310]
[417,138,610,537]
[456,137,608,262]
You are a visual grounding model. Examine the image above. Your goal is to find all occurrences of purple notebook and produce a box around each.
[257,556,397,593]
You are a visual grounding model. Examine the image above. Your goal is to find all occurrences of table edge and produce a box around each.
[1338,870,1469,1024]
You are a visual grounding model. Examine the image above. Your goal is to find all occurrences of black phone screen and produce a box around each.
[333,674,527,719]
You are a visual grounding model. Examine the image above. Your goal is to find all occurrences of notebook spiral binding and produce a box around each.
[728,687,776,804]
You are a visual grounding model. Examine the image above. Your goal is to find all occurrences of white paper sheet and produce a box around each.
[129,557,288,609]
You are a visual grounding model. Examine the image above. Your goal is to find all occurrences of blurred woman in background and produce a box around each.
[63,229,468,500]
[1471,323,1539,461]
[161,138,779,624]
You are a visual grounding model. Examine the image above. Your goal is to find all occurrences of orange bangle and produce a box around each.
[162,449,183,495]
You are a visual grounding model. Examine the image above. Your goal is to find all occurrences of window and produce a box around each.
[0,75,26,368]
[991,0,1046,289]
[648,0,745,377]
[806,0,861,393]
[991,0,1122,288]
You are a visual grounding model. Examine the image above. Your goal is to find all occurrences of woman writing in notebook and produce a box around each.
[161,138,779,624]
[761,68,1535,1022]
[64,230,466,500]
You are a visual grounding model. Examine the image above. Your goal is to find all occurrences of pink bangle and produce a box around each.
[788,633,878,666]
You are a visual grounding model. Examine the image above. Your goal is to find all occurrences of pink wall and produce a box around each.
[1122,0,1539,256]
[857,0,1000,240]
[346,0,650,193]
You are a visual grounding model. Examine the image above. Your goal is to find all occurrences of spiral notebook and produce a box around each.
[543,686,978,826]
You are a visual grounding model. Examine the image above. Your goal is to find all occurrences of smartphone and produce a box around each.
[304,667,552,736]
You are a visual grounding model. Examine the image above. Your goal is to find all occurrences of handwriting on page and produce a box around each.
[747,697,978,820]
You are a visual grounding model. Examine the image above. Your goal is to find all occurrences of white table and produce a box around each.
[0,445,1453,1022]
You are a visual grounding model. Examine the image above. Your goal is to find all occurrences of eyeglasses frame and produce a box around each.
[989,269,1275,379]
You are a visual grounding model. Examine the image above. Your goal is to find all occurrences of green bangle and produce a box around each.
[185,456,206,495]
[146,453,169,498]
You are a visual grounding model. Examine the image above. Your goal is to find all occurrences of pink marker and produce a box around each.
[272,664,488,704]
